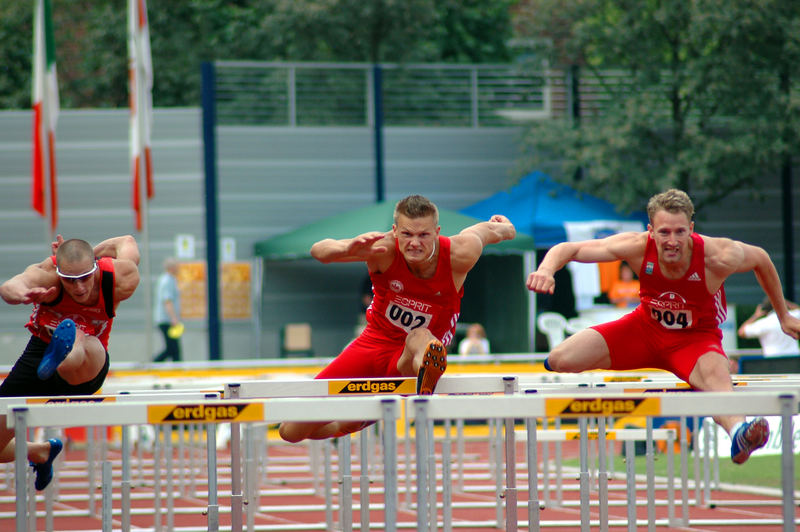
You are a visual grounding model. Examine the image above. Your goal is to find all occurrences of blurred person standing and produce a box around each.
[152,258,182,362]
[738,297,800,356]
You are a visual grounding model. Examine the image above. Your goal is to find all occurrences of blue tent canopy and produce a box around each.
[461,171,648,248]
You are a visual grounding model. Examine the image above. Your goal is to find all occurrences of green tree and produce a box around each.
[431,0,515,63]
[0,0,515,109]
[514,0,800,214]
[0,3,34,110]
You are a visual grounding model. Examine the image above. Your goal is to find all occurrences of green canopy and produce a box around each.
[254,201,536,260]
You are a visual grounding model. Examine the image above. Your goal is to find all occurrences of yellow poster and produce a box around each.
[177,262,207,319]
[176,261,252,320]
[221,262,252,320]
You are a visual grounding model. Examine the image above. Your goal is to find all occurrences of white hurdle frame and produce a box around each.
[9,376,797,531]
[225,373,518,527]
[226,374,515,398]
[2,390,223,531]
[228,375,798,531]
[519,375,800,514]
[10,395,401,532]
[409,390,799,532]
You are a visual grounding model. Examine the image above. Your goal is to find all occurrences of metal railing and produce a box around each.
[213,61,553,127]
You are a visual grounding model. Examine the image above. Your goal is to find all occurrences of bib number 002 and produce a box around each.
[386,304,432,333]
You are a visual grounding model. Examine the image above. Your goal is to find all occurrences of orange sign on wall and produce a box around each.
[176,261,252,320]
[177,262,207,319]
[221,262,252,320]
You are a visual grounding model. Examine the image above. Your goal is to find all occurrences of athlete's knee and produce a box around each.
[545,349,568,372]
[278,423,305,444]
[546,345,580,373]
[405,327,434,346]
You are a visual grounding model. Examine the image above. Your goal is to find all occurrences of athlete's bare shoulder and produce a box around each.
[699,234,744,274]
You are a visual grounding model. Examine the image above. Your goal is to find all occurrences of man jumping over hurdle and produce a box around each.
[279,195,516,442]
[0,234,140,488]
[527,189,800,464]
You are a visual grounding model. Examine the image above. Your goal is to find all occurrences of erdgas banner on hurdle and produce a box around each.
[10,395,401,532]
[409,391,798,532]
[225,374,515,398]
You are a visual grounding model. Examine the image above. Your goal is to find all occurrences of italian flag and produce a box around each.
[129,0,154,231]
[32,0,59,232]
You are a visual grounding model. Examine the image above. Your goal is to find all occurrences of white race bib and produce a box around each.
[385,303,433,333]
[648,305,693,329]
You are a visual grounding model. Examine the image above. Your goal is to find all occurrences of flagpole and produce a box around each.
[40,125,53,250]
[42,91,55,245]
[139,129,153,364]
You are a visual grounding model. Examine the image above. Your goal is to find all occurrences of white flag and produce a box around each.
[32,0,60,232]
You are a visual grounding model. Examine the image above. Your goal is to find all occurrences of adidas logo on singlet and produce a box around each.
[688,272,702,281]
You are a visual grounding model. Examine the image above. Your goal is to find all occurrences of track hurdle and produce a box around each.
[225,373,518,526]
[226,374,515,399]
[519,374,800,513]
[2,391,220,532]
[9,394,401,532]
[409,390,798,532]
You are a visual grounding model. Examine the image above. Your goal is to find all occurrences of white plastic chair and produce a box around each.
[537,312,568,350]
[565,316,594,335]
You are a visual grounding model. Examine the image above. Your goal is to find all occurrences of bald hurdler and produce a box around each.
[0,235,140,488]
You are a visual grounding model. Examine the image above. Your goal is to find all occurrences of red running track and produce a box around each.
[1,437,796,531]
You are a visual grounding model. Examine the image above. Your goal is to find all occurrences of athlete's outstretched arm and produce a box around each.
[0,260,58,305]
[458,215,516,246]
[711,238,800,340]
[527,232,646,294]
[449,215,516,274]
[311,232,392,263]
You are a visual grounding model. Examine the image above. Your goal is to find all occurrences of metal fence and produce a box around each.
[213,61,553,127]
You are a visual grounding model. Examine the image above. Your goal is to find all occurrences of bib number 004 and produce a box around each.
[649,307,691,329]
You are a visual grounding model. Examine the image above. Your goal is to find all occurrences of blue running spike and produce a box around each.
[37,319,76,380]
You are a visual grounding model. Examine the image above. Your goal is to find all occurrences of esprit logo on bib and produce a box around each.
[385,295,433,333]
[649,291,692,329]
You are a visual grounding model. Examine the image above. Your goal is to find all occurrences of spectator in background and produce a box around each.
[152,258,182,362]
[738,297,800,357]
[458,323,490,355]
[608,261,640,308]
[596,259,621,304]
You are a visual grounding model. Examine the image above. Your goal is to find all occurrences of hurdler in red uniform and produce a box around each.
[0,235,139,489]
[27,256,116,351]
[280,195,516,443]
[594,232,727,382]
[527,189,800,464]
[317,235,462,380]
